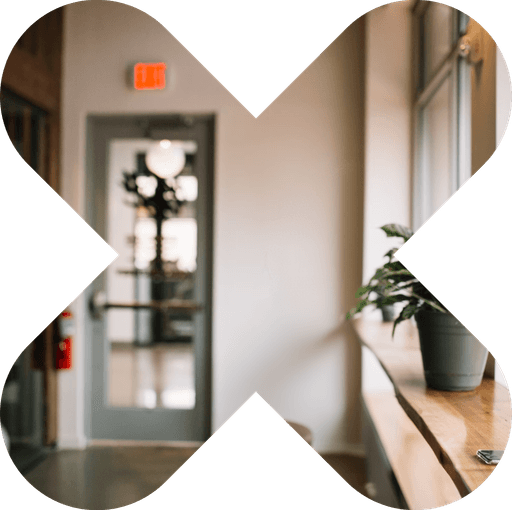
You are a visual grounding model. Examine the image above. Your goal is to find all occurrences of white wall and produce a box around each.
[59,1,365,452]
[362,3,412,297]
[496,48,511,152]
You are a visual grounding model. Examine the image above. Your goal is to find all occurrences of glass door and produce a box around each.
[86,115,213,442]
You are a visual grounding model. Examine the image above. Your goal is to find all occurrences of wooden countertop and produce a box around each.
[352,318,511,497]
[364,392,461,509]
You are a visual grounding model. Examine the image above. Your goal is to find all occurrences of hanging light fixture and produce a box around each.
[176,175,198,202]
[135,175,158,197]
[145,139,186,179]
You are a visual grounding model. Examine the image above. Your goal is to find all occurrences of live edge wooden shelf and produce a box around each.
[352,318,511,498]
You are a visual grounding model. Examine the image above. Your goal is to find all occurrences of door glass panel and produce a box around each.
[423,3,454,85]
[421,74,453,220]
[106,139,197,410]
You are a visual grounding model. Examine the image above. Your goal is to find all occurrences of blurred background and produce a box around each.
[0,1,510,508]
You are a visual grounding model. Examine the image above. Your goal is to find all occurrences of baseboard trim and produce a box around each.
[63,437,364,455]
[317,443,366,457]
[57,435,88,450]
[87,439,204,448]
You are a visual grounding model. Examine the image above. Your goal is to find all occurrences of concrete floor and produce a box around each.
[23,446,367,509]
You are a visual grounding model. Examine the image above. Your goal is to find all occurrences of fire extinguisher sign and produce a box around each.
[57,310,74,370]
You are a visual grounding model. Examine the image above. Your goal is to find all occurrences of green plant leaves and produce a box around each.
[346,224,448,336]
[392,301,420,335]
[384,248,398,261]
[381,224,414,242]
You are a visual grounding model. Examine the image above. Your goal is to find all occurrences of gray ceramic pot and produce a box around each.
[415,309,488,391]
[380,304,395,323]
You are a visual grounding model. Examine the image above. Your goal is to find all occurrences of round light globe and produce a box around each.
[146,140,186,179]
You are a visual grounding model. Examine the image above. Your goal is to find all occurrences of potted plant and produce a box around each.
[347,224,488,391]
[373,249,397,323]
[375,289,395,322]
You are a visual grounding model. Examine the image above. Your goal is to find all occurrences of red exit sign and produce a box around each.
[133,62,166,90]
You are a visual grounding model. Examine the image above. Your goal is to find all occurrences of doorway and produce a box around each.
[0,89,56,472]
[85,115,214,442]
[0,5,63,467]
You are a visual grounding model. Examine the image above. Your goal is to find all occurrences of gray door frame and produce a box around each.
[84,114,214,442]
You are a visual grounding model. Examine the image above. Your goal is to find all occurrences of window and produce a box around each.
[412,2,470,229]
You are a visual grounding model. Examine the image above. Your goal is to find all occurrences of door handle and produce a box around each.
[89,291,107,320]
[89,291,202,320]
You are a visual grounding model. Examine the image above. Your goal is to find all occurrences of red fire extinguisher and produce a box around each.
[56,309,74,370]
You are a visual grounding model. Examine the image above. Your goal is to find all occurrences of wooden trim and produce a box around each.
[43,323,58,446]
[1,8,63,113]
[1,7,64,447]
[411,0,426,15]
[22,106,32,165]
[5,109,15,139]
[29,326,58,446]
[469,19,497,175]
[2,46,60,112]
[46,111,60,192]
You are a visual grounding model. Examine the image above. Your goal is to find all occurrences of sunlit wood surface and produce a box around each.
[353,318,511,497]
[364,392,461,509]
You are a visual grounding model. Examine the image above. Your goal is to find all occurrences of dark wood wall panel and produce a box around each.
[1,6,64,447]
